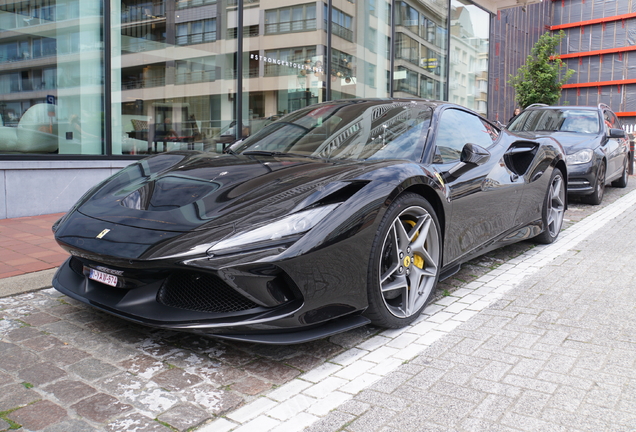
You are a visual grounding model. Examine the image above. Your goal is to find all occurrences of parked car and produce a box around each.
[52,99,567,344]
[507,103,630,205]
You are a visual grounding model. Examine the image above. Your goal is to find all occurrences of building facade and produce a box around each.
[0,0,492,218]
[554,0,636,128]
[488,0,636,127]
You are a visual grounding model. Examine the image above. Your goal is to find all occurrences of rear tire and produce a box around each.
[365,193,442,328]
[611,156,629,188]
[535,168,566,244]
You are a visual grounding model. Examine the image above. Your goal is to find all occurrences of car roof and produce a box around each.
[525,105,597,111]
[523,103,616,113]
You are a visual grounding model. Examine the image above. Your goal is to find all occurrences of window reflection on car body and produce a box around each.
[242,150,321,160]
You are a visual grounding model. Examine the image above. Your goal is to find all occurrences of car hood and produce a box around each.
[75,152,394,233]
[511,131,599,153]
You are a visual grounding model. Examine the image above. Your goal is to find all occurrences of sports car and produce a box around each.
[52,99,567,344]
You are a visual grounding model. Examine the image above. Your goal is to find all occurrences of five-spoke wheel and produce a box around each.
[366,193,441,327]
[583,162,605,205]
[535,168,566,244]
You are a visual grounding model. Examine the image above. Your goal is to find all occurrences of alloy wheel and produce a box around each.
[546,172,565,237]
[378,205,440,318]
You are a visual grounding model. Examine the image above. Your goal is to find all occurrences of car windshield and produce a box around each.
[508,108,600,134]
[234,100,433,162]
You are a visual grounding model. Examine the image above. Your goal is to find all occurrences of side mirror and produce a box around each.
[461,143,491,166]
[609,128,627,139]
[443,143,491,181]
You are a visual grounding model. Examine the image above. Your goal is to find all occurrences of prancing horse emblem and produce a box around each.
[96,229,111,239]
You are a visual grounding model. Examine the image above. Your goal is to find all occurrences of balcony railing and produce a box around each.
[265,18,316,34]
[122,76,166,89]
[332,23,353,41]
[176,32,217,45]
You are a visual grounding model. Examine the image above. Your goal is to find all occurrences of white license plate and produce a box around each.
[89,269,118,287]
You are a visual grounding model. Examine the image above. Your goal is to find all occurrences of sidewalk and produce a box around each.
[0,213,67,279]
[303,191,636,431]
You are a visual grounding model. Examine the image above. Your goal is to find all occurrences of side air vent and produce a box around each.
[504,141,539,176]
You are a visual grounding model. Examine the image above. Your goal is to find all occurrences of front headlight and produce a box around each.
[566,149,593,165]
[209,203,340,254]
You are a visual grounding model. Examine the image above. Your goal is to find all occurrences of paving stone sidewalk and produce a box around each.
[305,196,636,431]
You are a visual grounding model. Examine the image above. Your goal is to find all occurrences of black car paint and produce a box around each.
[52,100,567,344]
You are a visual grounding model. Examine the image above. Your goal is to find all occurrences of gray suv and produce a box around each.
[507,103,631,205]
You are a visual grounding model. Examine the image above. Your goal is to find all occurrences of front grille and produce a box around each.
[157,271,260,313]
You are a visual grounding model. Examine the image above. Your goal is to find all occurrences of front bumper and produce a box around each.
[567,162,596,195]
[52,246,371,344]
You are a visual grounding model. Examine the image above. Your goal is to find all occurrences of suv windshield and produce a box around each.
[234,100,433,162]
[508,108,600,134]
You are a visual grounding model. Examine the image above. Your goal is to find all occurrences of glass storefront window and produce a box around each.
[0,0,104,154]
[242,0,326,140]
[0,0,489,157]
[111,0,236,155]
[330,0,391,100]
[393,0,447,101]
[448,0,489,115]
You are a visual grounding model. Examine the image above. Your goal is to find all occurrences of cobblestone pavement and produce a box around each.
[0,181,635,432]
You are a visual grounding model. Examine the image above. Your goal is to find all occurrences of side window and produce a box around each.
[433,109,496,163]
[604,110,620,131]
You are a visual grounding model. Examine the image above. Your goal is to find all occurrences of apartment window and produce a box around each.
[396,33,418,66]
[121,1,166,24]
[398,2,418,35]
[420,76,439,99]
[331,48,354,79]
[265,4,316,34]
[176,0,216,9]
[421,47,441,76]
[368,63,376,88]
[368,28,376,53]
[175,57,216,84]
[332,8,353,41]
[426,19,436,45]
[396,66,418,95]
[176,19,216,45]
[264,46,317,76]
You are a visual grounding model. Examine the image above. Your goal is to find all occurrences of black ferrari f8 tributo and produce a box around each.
[52,99,567,344]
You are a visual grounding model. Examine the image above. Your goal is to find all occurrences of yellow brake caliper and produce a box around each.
[404,219,424,269]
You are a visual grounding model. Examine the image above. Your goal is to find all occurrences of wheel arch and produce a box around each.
[599,156,608,184]
[397,183,446,242]
[554,159,568,209]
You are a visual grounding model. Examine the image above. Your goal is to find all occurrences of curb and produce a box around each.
[0,268,57,298]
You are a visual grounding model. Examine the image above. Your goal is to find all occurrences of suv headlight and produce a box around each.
[566,149,593,165]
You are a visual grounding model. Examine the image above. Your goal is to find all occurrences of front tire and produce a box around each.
[535,168,566,244]
[365,193,442,328]
[582,162,605,205]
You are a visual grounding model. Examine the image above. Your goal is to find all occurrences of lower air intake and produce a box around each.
[157,271,259,313]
